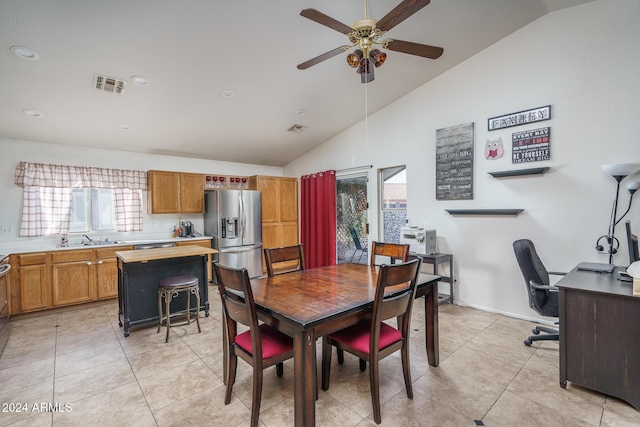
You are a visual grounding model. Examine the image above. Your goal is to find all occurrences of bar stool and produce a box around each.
[157,275,201,342]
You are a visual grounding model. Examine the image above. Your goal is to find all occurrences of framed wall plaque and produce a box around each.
[488,105,551,131]
[436,122,474,200]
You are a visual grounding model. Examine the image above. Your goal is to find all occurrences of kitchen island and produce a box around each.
[115,245,217,337]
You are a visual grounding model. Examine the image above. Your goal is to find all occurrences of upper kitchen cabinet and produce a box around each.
[249,176,299,252]
[147,170,205,214]
[249,176,298,223]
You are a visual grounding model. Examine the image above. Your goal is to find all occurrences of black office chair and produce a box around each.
[513,239,566,346]
[348,226,368,263]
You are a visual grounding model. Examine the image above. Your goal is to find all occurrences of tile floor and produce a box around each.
[1,289,639,427]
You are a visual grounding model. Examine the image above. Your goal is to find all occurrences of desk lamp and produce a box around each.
[599,164,640,263]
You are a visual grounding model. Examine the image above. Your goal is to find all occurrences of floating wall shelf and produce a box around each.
[488,167,549,178]
[445,209,524,216]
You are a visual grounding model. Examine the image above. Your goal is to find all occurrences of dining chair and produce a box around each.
[213,262,294,427]
[263,244,306,277]
[321,258,421,424]
[339,241,411,370]
[370,241,410,266]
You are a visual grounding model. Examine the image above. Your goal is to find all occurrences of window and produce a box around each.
[69,188,117,233]
[15,162,146,237]
[378,166,407,244]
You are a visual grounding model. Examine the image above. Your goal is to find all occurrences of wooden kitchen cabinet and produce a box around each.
[95,247,129,299]
[11,253,50,313]
[147,170,205,214]
[9,245,133,315]
[51,250,95,306]
[249,175,299,271]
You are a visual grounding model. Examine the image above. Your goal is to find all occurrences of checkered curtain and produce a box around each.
[15,162,147,236]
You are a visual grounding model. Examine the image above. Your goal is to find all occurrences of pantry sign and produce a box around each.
[512,127,550,164]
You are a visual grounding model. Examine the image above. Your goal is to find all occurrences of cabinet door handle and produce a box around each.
[97,260,103,264]
[86,261,93,265]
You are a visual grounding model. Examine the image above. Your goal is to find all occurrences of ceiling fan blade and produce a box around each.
[297,46,351,70]
[376,0,431,32]
[300,9,354,34]
[385,39,443,59]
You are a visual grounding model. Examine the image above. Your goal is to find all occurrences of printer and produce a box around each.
[400,226,437,255]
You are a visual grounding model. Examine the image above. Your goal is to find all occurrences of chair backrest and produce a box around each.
[512,239,552,313]
[264,244,306,277]
[625,220,639,265]
[349,226,364,251]
[370,241,409,266]
[370,259,421,344]
[213,262,262,357]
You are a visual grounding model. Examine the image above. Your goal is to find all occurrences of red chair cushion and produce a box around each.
[235,323,293,359]
[329,320,402,354]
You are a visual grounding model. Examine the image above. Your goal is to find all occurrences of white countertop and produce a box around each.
[0,236,212,257]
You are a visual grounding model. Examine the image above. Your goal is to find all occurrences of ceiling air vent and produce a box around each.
[93,74,125,94]
[287,124,308,134]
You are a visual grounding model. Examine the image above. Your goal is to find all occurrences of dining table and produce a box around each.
[243,263,441,427]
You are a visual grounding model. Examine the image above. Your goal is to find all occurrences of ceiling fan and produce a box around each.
[297,0,444,83]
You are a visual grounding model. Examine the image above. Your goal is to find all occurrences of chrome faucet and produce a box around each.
[83,234,93,244]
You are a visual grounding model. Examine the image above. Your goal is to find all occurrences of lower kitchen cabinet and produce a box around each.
[51,250,94,306]
[13,253,50,313]
[10,246,132,315]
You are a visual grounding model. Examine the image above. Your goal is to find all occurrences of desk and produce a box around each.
[115,246,216,337]
[556,266,640,410]
[247,263,441,427]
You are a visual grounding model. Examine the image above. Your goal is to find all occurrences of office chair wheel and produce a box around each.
[524,338,533,346]
[532,328,540,335]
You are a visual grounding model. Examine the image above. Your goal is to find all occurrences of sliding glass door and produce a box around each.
[336,170,369,264]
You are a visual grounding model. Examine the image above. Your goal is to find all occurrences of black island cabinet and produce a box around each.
[115,245,217,337]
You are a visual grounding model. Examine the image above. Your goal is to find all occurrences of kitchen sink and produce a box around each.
[57,240,127,248]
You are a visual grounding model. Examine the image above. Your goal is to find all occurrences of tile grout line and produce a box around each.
[110,305,161,426]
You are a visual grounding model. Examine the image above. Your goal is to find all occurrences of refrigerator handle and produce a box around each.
[239,191,245,240]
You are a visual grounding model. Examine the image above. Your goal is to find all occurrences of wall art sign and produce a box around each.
[436,122,474,200]
[484,138,504,160]
[512,127,550,164]
[488,105,551,131]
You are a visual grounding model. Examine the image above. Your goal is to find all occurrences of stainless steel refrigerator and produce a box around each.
[204,190,262,279]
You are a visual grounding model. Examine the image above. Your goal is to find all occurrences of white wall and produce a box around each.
[0,138,282,251]
[283,0,640,321]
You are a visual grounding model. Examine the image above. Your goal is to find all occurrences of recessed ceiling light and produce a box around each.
[130,75,149,86]
[116,123,131,130]
[10,45,39,60]
[295,109,308,116]
[22,109,43,117]
[220,90,236,99]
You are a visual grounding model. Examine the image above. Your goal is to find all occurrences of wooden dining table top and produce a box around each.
[249,263,440,329]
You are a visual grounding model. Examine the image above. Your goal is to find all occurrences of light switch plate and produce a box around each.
[1,225,14,234]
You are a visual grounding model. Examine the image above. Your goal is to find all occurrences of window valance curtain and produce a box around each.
[14,162,146,190]
[15,162,146,236]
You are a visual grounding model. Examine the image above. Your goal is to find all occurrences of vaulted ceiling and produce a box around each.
[0,0,594,166]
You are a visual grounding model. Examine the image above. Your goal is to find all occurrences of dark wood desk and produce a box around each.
[556,266,640,411]
[248,263,441,427]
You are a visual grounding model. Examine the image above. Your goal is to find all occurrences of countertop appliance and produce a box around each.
[204,189,262,278]
[0,256,11,356]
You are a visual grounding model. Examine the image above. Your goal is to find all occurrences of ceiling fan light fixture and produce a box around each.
[347,50,363,68]
[369,49,386,67]
[358,58,375,83]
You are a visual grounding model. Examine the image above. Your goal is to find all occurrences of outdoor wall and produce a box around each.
[283,0,640,322]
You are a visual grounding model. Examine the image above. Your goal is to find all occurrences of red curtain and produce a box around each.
[301,170,337,269]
